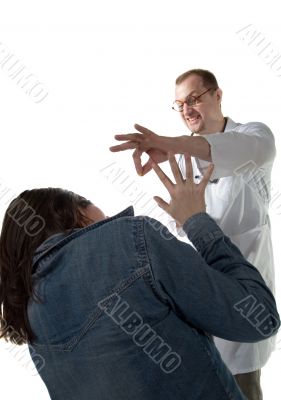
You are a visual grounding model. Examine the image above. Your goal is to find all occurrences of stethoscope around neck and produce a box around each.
[182,132,219,184]
[189,119,227,184]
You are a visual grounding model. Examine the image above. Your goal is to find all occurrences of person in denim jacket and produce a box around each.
[0,154,279,400]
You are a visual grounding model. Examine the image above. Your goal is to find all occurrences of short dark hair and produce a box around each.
[175,68,219,89]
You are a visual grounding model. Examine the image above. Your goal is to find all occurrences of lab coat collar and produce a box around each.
[224,117,240,131]
[191,117,239,136]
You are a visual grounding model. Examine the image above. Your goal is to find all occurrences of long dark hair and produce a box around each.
[0,188,93,345]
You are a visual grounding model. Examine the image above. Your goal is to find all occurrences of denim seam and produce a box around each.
[193,330,242,400]
[133,217,150,270]
[140,218,171,306]
[31,266,150,352]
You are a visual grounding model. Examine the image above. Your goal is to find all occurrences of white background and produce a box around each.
[0,1,280,398]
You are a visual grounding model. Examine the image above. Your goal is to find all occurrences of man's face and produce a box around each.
[175,74,222,134]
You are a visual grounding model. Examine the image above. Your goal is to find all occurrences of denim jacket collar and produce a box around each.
[32,206,134,267]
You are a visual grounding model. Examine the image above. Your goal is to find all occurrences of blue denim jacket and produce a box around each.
[28,207,280,400]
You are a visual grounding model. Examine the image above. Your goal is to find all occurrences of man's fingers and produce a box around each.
[200,163,215,188]
[142,159,154,176]
[114,133,144,141]
[184,153,193,181]
[168,153,184,184]
[109,142,138,152]
[134,123,156,136]
[132,148,144,176]
[153,196,169,212]
[152,162,174,192]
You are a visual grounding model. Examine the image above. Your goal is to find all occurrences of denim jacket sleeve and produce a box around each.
[142,213,280,343]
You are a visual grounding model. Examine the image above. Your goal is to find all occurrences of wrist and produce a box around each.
[182,212,223,250]
[178,209,206,227]
[159,135,186,154]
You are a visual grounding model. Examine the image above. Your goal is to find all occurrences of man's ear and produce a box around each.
[216,88,223,105]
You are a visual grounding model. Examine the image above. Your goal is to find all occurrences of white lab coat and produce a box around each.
[179,117,276,374]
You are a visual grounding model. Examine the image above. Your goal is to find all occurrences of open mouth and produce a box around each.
[186,115,201,124]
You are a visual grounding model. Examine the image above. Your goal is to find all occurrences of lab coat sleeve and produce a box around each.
[200,122,276,179]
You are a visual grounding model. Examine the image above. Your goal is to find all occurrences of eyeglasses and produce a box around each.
[172,87,217,112]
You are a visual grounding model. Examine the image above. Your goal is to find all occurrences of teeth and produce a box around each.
[188,116,200,122]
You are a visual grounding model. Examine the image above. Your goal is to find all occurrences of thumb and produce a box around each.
[142,159,154,175]
[153,196,169,211]
[134,123,155,136]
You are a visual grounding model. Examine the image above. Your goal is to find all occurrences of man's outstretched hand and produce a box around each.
[110,124,181,176]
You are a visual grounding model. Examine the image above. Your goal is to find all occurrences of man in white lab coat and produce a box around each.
[110,69,276,400]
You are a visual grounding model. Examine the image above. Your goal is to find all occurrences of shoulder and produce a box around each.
[235,120,273,137]
[140,216,177,242]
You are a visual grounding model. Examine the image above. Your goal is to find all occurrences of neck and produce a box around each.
[197,115,226,135]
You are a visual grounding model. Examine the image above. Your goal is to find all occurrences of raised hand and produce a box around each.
[110,124,179,176]
[152,153,214,226]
